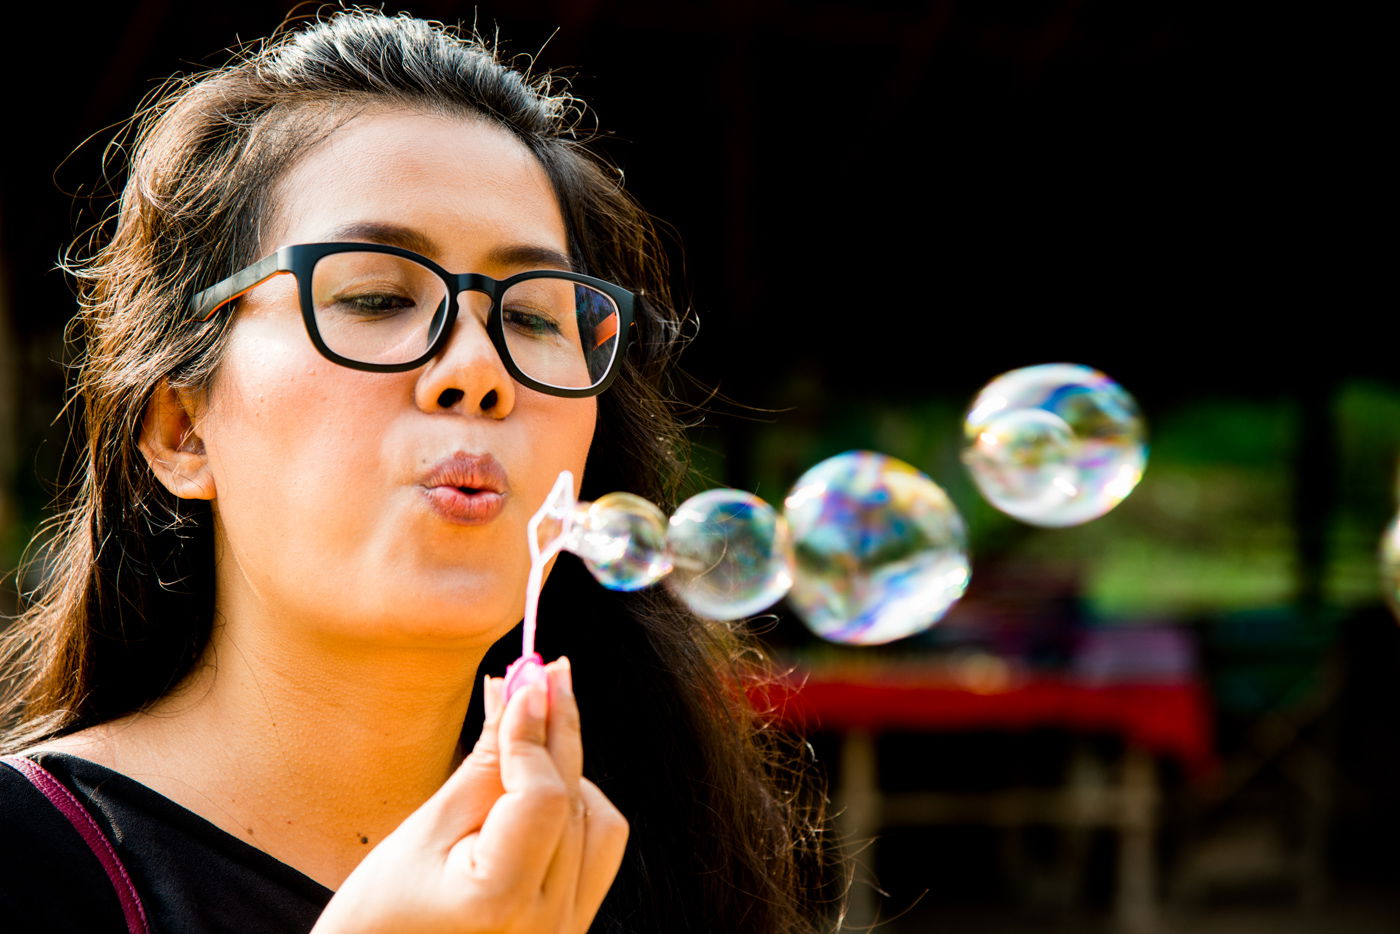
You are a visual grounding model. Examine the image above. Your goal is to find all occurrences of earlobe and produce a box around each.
[138,379,216,501]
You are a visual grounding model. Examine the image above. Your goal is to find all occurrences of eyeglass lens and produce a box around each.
[309,251,621,389]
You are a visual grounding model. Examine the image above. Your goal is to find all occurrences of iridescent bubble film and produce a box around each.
[783,451,970,645]
[569,492,673,591]
[1381,513,1400,623]
[963,363,1146,527]
[664,489,794,619]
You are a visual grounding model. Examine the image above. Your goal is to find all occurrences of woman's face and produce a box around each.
[191,109,595,647]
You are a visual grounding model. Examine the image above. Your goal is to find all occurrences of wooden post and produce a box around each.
[1116,744,1159,934]
[837,729,879,929]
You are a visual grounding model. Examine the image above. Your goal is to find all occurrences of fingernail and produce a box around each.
[528,681,548,720]
[558,656,574,699]
[484,676,502,721]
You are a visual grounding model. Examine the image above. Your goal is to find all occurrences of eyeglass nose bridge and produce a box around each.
[434,271,506,333]
[448,271,504,303]
[417,269,501,329]
[425,274,509,350]
[421,273,510,369]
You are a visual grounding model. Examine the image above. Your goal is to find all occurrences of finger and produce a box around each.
[540,658,586,911]
[540,800,585,919]
[403,675,506,846]
[484,671,505,722]
[546,657,584,791]
[572,778,630,930]
[466,679,571,892]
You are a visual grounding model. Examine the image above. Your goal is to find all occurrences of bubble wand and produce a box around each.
[502,470,577,702]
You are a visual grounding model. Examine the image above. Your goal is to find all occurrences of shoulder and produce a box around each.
[0,755,95,860]
[0,756,129,930]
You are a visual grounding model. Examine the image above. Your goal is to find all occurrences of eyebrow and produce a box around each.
[323,221,574,273]
[487,244,575,273]
[325,221,440,257]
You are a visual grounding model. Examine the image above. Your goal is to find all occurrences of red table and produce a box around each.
[758,658,1215,932]
[760,669,1215,778]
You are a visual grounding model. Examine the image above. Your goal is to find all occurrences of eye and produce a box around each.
[331,290,419,317]
[337,292,414,313]
[503,304,564,337]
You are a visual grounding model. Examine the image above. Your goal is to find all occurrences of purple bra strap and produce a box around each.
[1,755,151,934]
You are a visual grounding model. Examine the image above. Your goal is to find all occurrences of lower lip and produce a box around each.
[422,486,506,524]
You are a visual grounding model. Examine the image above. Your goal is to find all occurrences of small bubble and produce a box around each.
[569,492,672,590]
[665,489,793,619]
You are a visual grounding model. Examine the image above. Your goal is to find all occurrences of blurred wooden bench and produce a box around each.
[761,641,1213,933]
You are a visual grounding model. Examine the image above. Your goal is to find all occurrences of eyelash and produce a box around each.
[337,292,417,315]
[504,306,563,337]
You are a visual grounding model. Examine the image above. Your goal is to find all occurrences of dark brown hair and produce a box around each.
[0,10,837,932]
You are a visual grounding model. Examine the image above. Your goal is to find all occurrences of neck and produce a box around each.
[67,613,490,890]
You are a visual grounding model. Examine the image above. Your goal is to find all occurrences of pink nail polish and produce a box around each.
[504,652,546,704]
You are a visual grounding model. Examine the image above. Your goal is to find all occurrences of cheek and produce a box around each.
[571,397,599,464]
[200,321,389,552]
[542,395,598,481]
[514,394,596,551]
[209,323,332,458]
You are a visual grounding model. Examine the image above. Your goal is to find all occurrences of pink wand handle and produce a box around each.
[503,471,576,704]
[503,652,548,703]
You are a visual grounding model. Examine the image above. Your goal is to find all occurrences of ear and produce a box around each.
[138,378,216,501]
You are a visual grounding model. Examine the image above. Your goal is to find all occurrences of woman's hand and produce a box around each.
[311,658,629,934]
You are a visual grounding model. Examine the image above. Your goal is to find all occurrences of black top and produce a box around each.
[0,753,332,933]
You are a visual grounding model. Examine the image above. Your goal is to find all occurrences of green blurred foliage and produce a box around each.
[690,378,1400,626]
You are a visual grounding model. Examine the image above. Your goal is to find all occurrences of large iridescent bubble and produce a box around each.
[665,489,794,619]
[962,363,1146,527]
[569,492,673,591]
[784,451,970,645]
[1381,513,1400,622]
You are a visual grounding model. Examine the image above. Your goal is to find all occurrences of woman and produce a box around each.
[0,11,834,933]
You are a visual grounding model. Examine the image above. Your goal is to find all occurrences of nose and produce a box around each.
[413,292,516,417]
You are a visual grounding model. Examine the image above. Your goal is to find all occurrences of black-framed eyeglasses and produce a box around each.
[187,242,634,398]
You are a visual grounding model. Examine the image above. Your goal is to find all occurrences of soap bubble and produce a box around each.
[963,363,1146,527]
[1382,513,1400,622]
[964,408,1080,519]
[569,492,672,591]
[784,450,970,645]
[665,489,794,619]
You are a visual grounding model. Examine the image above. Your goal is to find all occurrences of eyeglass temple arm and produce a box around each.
[187,254,287,322]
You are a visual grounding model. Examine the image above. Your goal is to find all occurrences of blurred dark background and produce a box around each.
[1,2,1392,932]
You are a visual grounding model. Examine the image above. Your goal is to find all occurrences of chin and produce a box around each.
[363,594,522,649]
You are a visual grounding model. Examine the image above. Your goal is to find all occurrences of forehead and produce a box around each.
[264,108,567,267]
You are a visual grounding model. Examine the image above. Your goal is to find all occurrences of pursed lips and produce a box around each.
[420,452,509,524]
